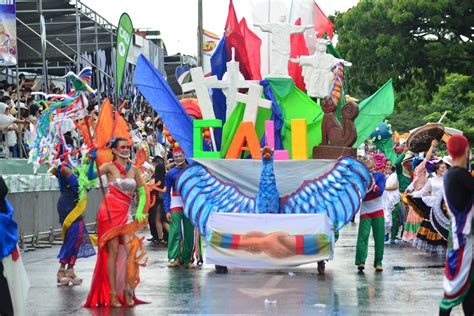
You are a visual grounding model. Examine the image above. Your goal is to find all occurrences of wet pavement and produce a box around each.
[22,222,463,315]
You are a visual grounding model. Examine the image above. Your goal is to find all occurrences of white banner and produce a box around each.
[206,213,334,269]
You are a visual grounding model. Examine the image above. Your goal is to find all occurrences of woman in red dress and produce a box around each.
[84,137,148,308]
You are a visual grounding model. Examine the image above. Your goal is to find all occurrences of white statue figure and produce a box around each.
[291,38,352,99]
[255,15,313,77]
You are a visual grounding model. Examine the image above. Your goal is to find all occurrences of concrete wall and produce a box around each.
[9,188,103,237]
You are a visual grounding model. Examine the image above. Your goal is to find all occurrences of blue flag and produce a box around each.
[210,35,228,123]
[134,54,194,158]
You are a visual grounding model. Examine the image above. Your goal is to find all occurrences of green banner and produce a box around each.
[354,79,395,147]
[116,13,134,100]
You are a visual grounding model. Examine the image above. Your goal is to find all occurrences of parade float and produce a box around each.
[132,1,396,271]
[24,0,398,272]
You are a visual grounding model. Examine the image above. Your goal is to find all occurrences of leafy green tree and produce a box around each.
[335,0,473,95]
[333,0,473,135]
[421,73,474,143]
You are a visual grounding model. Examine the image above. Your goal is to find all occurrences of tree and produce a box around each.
[333,0,473,134]
[421,73,474,143]
[335,0,473,95]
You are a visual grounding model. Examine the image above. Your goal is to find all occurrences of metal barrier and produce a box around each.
[9,188,103,251]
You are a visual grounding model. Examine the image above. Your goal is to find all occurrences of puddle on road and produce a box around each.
[392,265,444,271]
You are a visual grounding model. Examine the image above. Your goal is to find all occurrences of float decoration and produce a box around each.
[370,121,397,162]
[176,148,371,236]
[313,96,359,159]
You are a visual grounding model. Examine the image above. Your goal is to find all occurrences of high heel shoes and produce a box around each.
[109,292,122,308]
[56,268,69,286]
[66,268,82,285]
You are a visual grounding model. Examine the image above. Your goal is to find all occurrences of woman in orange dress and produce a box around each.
[84,137,148,308]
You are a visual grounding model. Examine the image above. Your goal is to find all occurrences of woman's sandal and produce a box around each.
[124,289,135,306]
[109,292,122,308]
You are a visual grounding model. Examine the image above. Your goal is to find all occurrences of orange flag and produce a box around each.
[113,110,132,144]
[76,118,93,147]
[94,98,132,165]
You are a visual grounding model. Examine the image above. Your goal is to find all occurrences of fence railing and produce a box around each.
[9,188,103,251]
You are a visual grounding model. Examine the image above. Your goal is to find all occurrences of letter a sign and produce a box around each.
[116,13,133,101]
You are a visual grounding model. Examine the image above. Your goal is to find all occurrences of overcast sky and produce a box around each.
[81,0,358,55]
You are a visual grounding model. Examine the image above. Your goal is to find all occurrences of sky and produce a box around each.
[81,0,359,56]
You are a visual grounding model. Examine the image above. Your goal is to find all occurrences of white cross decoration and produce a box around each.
[211,48,257,119]
[181,67,218,119]
[236,84,272,124]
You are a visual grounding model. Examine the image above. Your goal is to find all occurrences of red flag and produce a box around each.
[239,17,262,80]
[314,3,334,39]
[289,18,309,91]
[224,0,252,79]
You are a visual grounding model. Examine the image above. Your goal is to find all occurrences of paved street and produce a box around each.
[22,222,462,315]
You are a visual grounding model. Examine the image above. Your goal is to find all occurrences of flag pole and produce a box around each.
[197,0,203,66]
[438,111,448,123]
[289,0,294,24]
[267,0,271,74]
[198,0,218,152]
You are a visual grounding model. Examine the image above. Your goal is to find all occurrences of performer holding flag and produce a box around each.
[84,138,148,308]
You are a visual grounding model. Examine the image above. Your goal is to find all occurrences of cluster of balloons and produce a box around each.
[163,125,180,149]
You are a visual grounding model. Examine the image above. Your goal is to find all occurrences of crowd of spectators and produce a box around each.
[0,74,174,245]
[0,75,41,158]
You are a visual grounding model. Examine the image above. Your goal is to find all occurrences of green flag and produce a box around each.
[354,79,395,147]
[116,13,133,100]
[267,78,323,158]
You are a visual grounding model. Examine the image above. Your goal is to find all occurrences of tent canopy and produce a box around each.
[16,0,117,76]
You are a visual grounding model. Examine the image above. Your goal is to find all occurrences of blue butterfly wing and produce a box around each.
[176,163,256,236]
[282,157,370,230]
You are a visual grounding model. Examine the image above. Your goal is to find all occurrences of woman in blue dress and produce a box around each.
[55,144,95,285]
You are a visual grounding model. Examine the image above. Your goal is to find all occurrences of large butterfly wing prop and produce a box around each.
[176,163,257,236]
[281,157,371,230]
